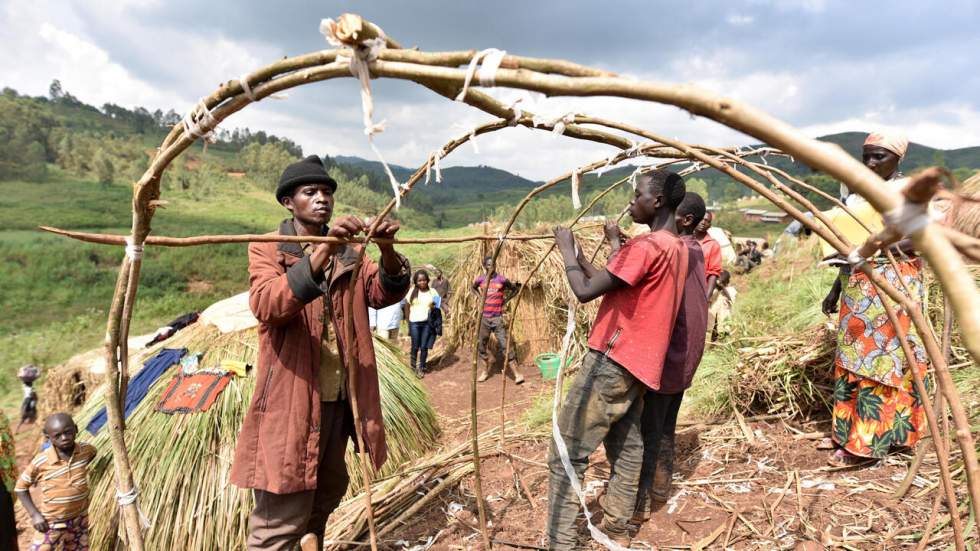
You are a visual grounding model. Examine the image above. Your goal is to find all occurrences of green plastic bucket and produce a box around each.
[534,352,571,380]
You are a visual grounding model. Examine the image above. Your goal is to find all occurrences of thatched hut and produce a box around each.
[444,225,610,368]
[58,293,439,551]
[948,172,980,241]
[39,332,157,415]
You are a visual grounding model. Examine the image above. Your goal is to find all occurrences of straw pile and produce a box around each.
[729,324,837,419]
[39,332,157,415]
[444,226,608,365]
[322,422,546,548]
[71,322,439,551]
[949,172,980,239]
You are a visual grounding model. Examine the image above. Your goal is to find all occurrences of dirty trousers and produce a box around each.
[637,391,684,509]
[547,351,646,550]
[477,316,518,365]
[247,401,353,551]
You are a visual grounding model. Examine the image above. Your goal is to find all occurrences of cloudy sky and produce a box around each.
[2,0,978,179]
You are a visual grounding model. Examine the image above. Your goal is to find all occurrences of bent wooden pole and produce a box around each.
[101,257,146,550]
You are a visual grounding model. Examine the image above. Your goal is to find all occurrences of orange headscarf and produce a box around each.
[864,131,909,159]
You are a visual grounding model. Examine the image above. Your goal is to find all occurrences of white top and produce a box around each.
[405,288,441,322]
[370,303,404,330]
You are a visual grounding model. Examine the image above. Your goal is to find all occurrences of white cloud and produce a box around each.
[727,14,755,26]
[34,22,183,108]
[1,0,978,182]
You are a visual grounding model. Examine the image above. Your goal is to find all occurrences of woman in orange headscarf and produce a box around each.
[819,131,930,466]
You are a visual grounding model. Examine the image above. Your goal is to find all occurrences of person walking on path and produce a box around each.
[404,269,441,377]
[472,257,524,384]
[819,131,929,467]
[429,265,452,319]
[548,169,689,548]
[230,155,411,551]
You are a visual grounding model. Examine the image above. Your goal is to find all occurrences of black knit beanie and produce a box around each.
[276,155,338,203]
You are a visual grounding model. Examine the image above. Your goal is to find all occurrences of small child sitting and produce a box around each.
[16,413,95,551]
[708,270,737,342]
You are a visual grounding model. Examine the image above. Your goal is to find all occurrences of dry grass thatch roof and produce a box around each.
[443,225,611,366]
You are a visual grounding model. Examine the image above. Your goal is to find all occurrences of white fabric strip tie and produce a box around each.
[116,486,153,529]
[124,236,143,261]
[452,123,480,154]
[595,155,616,178]
[425,148,444,185]
[182,100,218,143]
[570,170,582,210]
[239,74,258,102]
[629,166,645,190]
[847,248,867,269]
[551,301,629,551]
[319,20,402,207]
[884,200,931,237]
[506,97,524,126]
[239,74,288,102]
[369,140,403,209]
[551,113,577,137]
[455,48,507,102]
[624,140,643,158]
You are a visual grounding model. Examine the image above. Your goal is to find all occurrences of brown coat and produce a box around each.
[230,220,410,494]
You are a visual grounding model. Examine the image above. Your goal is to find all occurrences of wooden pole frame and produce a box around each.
[48,13,977,549]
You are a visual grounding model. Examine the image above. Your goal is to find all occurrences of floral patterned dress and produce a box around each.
[0,411,16,492]
[831,257,930,458]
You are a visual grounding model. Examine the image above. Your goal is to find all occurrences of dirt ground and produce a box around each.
[11,343,956,550]
[385,346,957,551]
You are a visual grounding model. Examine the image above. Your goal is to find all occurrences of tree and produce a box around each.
[49,79,63,101]
[93,148,114,186]
[685,177,709,200]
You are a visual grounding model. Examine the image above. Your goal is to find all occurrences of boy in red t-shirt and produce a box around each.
[635,192,709,521]
[694,211,722,300]
[549,170,688,548]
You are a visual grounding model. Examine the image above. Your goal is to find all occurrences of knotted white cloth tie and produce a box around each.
[570,170,582,210]
[455,48,507,102]
[124,236,144,261]
[884,200,930,237]
[116,486,152,529]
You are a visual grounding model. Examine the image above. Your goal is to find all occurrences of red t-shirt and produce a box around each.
[474,273,509,318]
[587,230,688,390]
[659,235,709,394]
[699,235,723,280]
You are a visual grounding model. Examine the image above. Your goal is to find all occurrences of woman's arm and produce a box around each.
[822,269,843,316]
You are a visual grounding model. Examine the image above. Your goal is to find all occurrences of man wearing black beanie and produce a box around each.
[231,154,411,550]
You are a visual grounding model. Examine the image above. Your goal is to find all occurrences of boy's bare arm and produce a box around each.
[17,489,48,532]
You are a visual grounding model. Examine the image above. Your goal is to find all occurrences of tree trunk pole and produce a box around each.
[101,257,146,550]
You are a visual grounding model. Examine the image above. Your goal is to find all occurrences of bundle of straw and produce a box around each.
[729,324,837,419]
[70,322,439,551]
[322,421,546,548]
[444,225,608,365]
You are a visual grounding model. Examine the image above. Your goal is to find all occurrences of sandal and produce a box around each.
[827,448,874,468]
